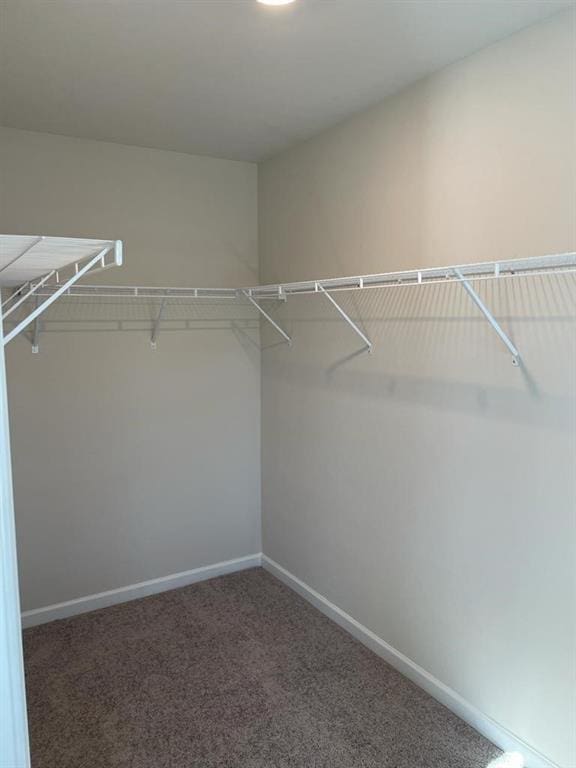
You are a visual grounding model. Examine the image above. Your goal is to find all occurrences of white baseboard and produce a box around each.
[262,555,559,768]
[21,553,262,629]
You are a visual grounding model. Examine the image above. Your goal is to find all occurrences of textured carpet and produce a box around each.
[24,567,502,768]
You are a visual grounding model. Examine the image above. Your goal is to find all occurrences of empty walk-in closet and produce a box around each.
[0,2,575,768]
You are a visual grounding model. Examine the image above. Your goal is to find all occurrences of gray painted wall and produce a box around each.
[0,128,261,611]
[259,12,575,767]
[1,10,575,766]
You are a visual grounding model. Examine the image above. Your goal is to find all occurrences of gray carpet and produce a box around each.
[24,567,502,768]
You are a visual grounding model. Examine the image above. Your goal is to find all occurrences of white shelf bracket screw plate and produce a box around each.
[241,290,292,346]
[453,268,520,366]
[316,282,372,353]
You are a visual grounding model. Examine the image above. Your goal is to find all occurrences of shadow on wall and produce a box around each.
[7,272,575,431]
[4,295,264,367]
[260,272,576,430]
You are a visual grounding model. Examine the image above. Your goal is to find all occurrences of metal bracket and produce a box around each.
[241,290,291,345]
[2,270,57,319]
[150,296,167,349]
[31,296,41,354]
[454,268,520,366]
[3,246,114,346]
[316,282,372,353]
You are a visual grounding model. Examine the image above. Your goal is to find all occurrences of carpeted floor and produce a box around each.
[24,567,502,768]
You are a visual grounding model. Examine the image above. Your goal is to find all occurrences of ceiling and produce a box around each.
[0,0,573,162]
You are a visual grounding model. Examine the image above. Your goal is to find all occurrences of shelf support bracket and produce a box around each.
[3,246,113,346]
[31,296,41,354]
[453,268,520,366]
[316,282,372,353]
[150,297,167,349]
[2,270,57,320]
[241,290,291,345]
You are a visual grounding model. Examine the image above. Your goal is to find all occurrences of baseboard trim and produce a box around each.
[262,555,559,768]
[22,553,262,629]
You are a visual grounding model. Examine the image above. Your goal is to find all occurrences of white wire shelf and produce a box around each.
[0,235,122,287]
[245,251,576,298]
[243,251,576,364]
[1,235,123,347]
[4,295,258,327]
[24,251,576,302]
[30,284,239,300]
[2,237,574,364]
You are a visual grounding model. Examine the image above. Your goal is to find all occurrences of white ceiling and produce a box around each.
[0,0,572,161]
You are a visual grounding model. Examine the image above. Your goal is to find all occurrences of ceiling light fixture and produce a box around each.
[257,0,296,6]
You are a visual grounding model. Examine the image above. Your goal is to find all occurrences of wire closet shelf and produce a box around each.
[0,235,123,348]
[1,235,575,365]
